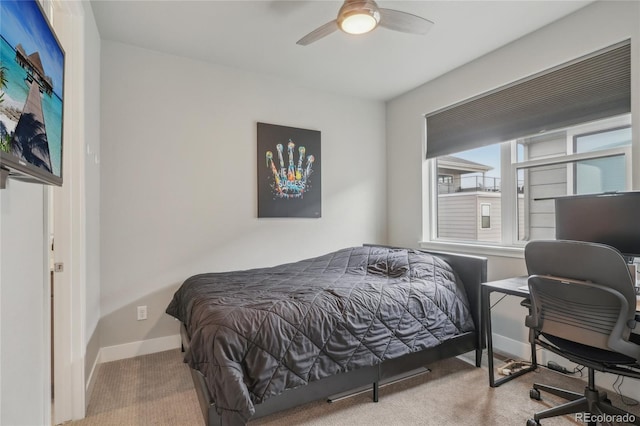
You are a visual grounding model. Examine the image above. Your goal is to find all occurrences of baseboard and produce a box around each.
[492,333,536,361]
[493,332,596,368]
[84,329,101,408]
[85,352,100,405]
[99,334,181,363]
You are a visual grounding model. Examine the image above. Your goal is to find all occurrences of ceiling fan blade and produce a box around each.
[378,8,434,35]
[296,20,339,46]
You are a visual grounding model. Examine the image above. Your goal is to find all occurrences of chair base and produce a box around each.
[528,381,640,425]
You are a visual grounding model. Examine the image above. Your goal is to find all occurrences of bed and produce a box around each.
[166,245,487,425]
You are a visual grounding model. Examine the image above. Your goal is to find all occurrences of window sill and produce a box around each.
[419,240,525,259]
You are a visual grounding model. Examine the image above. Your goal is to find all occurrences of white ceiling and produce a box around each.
[89,0,594,101]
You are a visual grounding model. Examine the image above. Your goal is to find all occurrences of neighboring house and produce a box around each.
[517,121,630,242]
[437,155,524,243]
[435,114,630,246]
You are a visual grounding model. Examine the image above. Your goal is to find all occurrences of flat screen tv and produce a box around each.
[0,0,65,186]
[555,192,640,259]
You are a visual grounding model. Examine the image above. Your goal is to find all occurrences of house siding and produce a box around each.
[438,193,502,243]
[521,132,568,241]
[437,194,478,240]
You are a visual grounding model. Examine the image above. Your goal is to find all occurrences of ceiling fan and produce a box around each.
[296,0,434,46]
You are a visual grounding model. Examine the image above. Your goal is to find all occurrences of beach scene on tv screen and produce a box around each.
[0,0,64,178]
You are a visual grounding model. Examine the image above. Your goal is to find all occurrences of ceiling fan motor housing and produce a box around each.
[337,0,381,34]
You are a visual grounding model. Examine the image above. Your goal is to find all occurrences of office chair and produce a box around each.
[524,240,640,426]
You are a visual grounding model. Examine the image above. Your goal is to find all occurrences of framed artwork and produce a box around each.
[257,122,321,218]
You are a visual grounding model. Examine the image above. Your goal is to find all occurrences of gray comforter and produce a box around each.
[166,246,474,424]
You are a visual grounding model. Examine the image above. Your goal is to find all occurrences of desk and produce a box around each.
[482,276,536,387]
[482,276,640,388]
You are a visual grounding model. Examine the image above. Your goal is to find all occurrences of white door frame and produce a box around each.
[48,1,87,423]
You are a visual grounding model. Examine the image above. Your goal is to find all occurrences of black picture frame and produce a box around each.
[257,122,321,218]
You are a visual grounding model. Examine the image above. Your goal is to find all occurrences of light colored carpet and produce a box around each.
[68,349,202,426]
[68,349,640,425]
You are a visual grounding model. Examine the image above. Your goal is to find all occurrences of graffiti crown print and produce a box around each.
[265,140,315,199]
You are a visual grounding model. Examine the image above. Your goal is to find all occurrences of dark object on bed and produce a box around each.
[166,245,487,425]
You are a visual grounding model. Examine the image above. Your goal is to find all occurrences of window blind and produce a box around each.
[425,41,631,159]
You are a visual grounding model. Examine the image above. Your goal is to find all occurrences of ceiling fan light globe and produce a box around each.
[340,12,379,35]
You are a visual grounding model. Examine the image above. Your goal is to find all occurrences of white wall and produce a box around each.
[99,41,387,352]
[386,0,640,399]
[82,0,102,371]
[0,183,48,425]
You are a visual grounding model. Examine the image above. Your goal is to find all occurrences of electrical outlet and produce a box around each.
[137,305,147,321]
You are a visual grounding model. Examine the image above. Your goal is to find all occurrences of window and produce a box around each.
[438,174,454,194]
[515,117,630,242]
[573,126,631,194]
[425,42,631,249]
[431,115,631,246]
[480,204,491,229]
[435,145,503,243]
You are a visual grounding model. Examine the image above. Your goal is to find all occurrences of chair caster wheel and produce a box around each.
[529,388,541,400]
[527,419,540,426]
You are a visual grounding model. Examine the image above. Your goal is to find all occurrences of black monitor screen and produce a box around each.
[555,192,640,258]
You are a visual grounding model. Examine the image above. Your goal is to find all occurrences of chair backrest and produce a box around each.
[525,240,640,361]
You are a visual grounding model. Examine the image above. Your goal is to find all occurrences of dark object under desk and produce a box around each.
[482,276,537,387]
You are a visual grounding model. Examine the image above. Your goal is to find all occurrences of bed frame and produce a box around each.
[180,246,487,426]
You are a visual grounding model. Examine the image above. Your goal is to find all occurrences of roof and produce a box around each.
[438,155,493,173]
[26,52,45,77]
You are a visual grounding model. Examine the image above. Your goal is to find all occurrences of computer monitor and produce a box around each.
[554,191,640,260]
